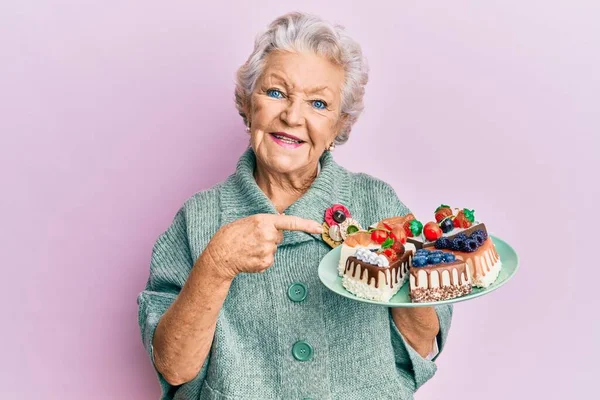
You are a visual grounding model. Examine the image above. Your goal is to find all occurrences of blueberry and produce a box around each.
[435,237,451,249]
[333,210,346,224]
[444,253,456,263]
[433,250,444,255]
[416,249,430,256]
[412,256,427,267]
[463,238,478,252]
[440,218,454,233]
[431,256,442,264]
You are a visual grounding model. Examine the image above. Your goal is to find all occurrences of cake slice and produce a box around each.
[342,243,414,302]
[337,231,380,276]
[435,225,502,288]
[409,248,472,302]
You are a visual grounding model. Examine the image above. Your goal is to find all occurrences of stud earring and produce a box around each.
[328,142,336,152]
[245,124,250,133]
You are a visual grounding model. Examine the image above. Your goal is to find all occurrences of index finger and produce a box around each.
[270,214,323,234]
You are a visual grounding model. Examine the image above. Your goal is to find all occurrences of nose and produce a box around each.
[280,97,305,127]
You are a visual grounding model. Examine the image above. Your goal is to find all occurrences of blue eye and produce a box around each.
[266,89,284,99]
[312,100,327,110]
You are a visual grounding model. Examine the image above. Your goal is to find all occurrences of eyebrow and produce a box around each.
[266,73,333,95]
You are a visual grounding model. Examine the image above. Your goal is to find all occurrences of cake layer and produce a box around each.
[448,237,501,288]
[341,275,404,302]
[409,258,472,302]
[410,284,472,303]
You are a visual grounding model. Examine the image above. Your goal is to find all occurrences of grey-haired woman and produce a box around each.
[138,12,451,400]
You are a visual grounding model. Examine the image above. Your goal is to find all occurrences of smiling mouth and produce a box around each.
[269,133,305,144]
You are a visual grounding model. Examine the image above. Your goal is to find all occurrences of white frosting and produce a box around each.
[354,248,389,267]
[337,243,379,276]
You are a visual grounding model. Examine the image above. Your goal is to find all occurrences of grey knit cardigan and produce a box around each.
[137,147,452,400]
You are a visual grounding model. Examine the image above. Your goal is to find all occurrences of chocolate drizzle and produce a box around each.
[345,251,412,288]
[410,259,469,288]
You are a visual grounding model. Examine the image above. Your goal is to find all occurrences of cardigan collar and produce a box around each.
[219,147,350,247]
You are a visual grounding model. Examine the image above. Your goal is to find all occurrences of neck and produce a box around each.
[254,161,319,213]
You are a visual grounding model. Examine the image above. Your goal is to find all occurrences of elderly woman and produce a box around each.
[137,12,452,400]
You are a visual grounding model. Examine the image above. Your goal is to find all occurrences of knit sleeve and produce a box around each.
[136,208,209,399]
[376,181,454,391]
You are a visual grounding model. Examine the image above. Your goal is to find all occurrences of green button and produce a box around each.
[287,282,308,302]
[292,340,313,361]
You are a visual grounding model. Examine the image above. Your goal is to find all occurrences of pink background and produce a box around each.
[1,1,598,399]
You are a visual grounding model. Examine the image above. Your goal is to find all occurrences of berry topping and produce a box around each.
[404,219,424,237]
[391,241,405,256]
[451,237,465,251]
[435,237,451,249]
[453,208,475,228]
[382,248,398,262]
[423,222,443,241]
[324,204,351,227]
[463,238,478,252]
[472,232,485,246]
[443,253,456,263]
[455,233,468,241]
[415,249,430,257]
[473,229,488,241]
[412,256,428,267]
[370,229,389,244]
[439,217,454,233]
[427,254,443,264]
[434,204,453,223]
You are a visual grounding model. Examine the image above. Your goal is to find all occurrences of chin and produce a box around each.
[255,146,311,174]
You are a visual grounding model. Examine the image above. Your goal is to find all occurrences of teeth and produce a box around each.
[274,134,300,144]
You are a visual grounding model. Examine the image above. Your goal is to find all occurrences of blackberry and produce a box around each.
[451,238,464,251]
[473,233,485,246]
[455,233,468,241]
[435,237,451,249]
[463,238,478,252]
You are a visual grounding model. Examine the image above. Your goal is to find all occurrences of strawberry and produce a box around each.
[423,221,443,241]
[434,204,453,223]
[370,229,388,244]
[454,208,475,228]
[404,219,423,237]
[383,248,398,262]
[391,241,406,256]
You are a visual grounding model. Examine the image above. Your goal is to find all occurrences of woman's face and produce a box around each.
[247,51,346,175]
